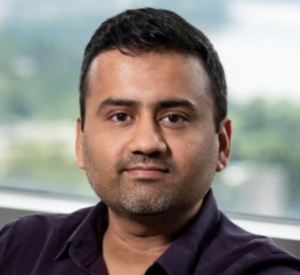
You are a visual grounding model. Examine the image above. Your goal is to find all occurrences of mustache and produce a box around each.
[116,155,174,174]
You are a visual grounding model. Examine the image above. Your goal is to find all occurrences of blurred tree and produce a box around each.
[229,98,300,202]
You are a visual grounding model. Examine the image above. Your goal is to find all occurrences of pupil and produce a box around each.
[118,114,127,121]
[169,115,179,122]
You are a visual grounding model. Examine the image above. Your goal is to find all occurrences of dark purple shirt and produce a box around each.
[1,190,300,275]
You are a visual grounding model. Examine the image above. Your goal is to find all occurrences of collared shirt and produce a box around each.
[1,190,300,275]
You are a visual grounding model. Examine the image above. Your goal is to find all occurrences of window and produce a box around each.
[0,0,299,220]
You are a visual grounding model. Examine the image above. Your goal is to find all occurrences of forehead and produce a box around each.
[87,50,212,107]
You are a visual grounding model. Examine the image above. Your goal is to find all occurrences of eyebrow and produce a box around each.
[97,97,197,113]
[97,98,141,112]
[158,99,197,112]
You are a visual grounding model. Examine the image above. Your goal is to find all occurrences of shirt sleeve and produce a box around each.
[0,220,19,267]
[241,252,300,275]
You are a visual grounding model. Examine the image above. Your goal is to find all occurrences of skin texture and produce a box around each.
[76,50,231,274]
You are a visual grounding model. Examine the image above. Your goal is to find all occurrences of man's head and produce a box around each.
[79,8,227,133]
[76,8,231,217]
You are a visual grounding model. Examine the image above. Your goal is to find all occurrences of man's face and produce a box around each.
[76,50,231,216]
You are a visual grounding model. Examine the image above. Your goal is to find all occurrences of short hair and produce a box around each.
[79,7,227,132]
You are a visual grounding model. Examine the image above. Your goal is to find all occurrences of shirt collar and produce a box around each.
[155,189,221,275]
[55,201,108,264]
[55,189,220,275]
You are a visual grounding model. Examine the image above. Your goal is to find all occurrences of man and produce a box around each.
[0,7,300,275]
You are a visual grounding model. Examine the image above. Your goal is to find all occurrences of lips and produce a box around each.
[124,165,169,179]
[126,165,168,172]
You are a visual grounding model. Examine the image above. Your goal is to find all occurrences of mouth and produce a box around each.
[123,165,169,179]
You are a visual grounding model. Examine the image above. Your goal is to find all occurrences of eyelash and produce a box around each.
[109,113,187,124]
[110,113,132,122]
[160,114,187,123]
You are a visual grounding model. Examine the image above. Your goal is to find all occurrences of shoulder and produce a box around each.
[238,250,300,274]
[0,206,93,239]
[197,212,300,274]
[222,237,300,274]
[0,206,93,264]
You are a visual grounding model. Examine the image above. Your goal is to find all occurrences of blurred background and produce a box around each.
[0,0,299,221]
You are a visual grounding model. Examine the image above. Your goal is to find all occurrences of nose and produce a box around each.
[128,117,167,155]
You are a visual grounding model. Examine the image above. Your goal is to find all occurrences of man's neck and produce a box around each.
[102,200,203,275]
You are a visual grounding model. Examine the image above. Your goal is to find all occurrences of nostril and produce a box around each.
[132,151,165,160]
[132,150,145,155]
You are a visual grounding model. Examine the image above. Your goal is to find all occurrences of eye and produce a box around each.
[161,114,187,123]
[110,113,132,122]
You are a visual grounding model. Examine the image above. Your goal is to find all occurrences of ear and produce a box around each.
[76,117,85,170]
[216,118,232,172]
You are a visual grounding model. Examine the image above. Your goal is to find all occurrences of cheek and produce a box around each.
[83,132,124,171]
[170,132,218,172]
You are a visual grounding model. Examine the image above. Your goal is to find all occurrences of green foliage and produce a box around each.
[230,98,300,178]
[3,141,93,196]
[0,26,82,122]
